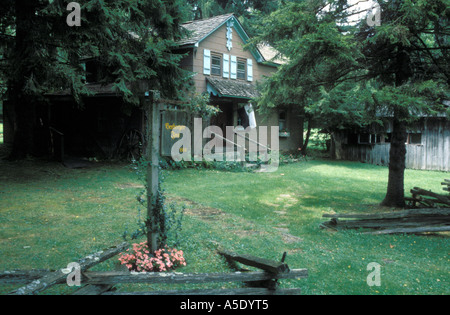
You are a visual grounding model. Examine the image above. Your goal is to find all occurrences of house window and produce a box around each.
[374,134,382,144]
[279,111,287,131]
[211,54,222,76]
[385,133,392,143]
[237,58,246,80]
[408,133,422,145]
[357,134,381,144]
[358,133,371,144]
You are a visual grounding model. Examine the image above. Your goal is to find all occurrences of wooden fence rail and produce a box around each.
[81,269,308,286]
[8,242,129,295]
[2,243,307,296]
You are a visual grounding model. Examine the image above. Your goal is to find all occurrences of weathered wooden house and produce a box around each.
[161,13,303,158]
[3,14,303,161]
[330,106,450,171]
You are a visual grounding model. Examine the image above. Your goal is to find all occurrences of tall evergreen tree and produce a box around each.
[254,0,449,207]
[0,0,191,159]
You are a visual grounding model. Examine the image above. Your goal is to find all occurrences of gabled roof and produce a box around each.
[178,14,277,66]
[178,14,234,47]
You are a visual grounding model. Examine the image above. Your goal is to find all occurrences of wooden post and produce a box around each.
[146,91,161,253]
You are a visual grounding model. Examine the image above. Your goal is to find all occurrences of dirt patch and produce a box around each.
[167,195,304,243]
[276,193,299,208]
[274,227,304,244]
[167,195,227,221]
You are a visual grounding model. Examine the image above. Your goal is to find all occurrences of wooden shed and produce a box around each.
[331,113,450,172]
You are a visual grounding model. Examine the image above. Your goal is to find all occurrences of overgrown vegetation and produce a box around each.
[121,158,185,249]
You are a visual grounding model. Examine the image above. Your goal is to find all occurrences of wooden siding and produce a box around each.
[177,20,302,153]
[192,23,276,93]
[339,119,450,171]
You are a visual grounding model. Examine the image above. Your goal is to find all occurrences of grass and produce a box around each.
[0,122,3,144]
[0,150,448,295]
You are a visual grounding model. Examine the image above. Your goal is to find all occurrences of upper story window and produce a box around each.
[211,54,222,76]
[203,49,253,82]
[237,58,246,80]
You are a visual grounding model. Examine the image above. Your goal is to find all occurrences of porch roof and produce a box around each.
[206,77,260,100]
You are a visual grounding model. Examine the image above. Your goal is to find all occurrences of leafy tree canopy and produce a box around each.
[0,0,194,159]
[0,0,193,106]
[253,0,449,132]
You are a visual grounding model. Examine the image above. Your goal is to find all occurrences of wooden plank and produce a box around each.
[81,269,308,286]
[367,225,450,235]
[324,218,449,230]
[322,208,450,220]
[102,288,302,296]
[10,242,129,295]
[218,250,289,274]
[71,284,113,295]
[0,270,50,285]
[410,188,450,205]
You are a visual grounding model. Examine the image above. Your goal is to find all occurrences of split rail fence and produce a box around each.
[1,243,307,295]
[321,179,450,235]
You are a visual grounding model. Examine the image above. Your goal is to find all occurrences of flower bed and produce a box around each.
[119,241,186,272]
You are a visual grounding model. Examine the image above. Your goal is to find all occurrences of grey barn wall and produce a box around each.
[338,118,450,172]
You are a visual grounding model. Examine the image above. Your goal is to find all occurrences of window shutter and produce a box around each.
[230,55,237,79]
[203,49,211,75]
[223,54,230,78]
[247,59,253,82]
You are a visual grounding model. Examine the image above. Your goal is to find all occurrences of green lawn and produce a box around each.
[0,156,448,295]
[0,123,3,144]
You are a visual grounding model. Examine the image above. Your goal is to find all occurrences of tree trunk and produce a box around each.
[9,94,37,160]
[8,0,38,160]
[301,117,312,156]
[381,41,412,208]
[381,114,407,208]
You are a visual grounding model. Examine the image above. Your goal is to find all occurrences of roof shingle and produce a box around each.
[178,14,234,47]
[206,77,260,99]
